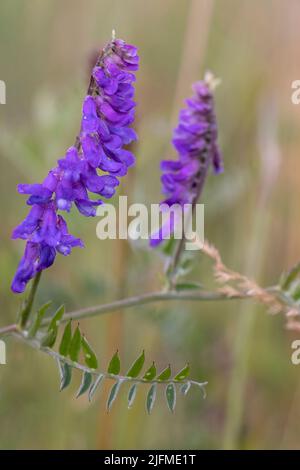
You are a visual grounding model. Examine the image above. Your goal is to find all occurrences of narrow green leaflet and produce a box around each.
[165,383,176,413]
[156,365,171,381]
[107,380,123,411]
[88,374,104,402]
[107,351,121,375]
[59,320,72,356]
[81,336,98,369]
[76,371,92,398]
[180,381,191,395]
[146,384,157,414]
[28,301,52,338]
[48,305,65,331]
[57,359,72,391]
[69,325,81,362]
[128,384,138,409]
[126,350,145,378]
[173,363,190,381]
[143,362,156,381]
[40,328,58,348]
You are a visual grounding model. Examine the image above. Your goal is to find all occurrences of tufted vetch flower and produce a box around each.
[150,72,222,246]
[11,37,139,293]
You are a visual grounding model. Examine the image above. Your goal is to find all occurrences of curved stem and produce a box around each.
[0,289,243,337]
[1,284,285,338]
[50,289,243,326]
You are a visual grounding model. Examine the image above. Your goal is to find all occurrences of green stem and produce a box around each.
[0,289,246,337]
[44,289,244,326]
[0,283,289,337]
[19,272,42,328]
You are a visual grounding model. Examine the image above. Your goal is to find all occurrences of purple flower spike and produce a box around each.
[11,37,139,293]
[150,73,222,246]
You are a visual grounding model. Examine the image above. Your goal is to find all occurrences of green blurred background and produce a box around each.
[1,0,300,450]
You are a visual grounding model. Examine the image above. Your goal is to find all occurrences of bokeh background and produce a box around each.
[1,0,300,450]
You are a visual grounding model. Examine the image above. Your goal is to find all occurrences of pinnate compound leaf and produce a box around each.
[81,336,98,369]
[76,371,92,398]
[69,325,81,362]
[128,384,138,409]
[107,351,121,375]
[59,320,72,356]
[165,383,176,413]
[126,350,145,378]
[173,363,190,381]
[107,380,123,411]
[57,359,72,391]
[143,362,156,381]
[88,374,104,402]
[146,384,157,414]
[156,364,171,381]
